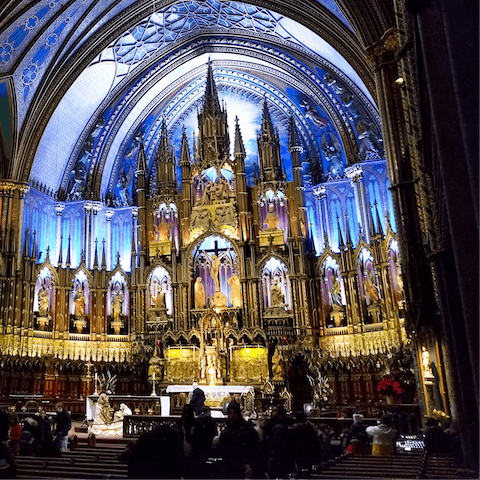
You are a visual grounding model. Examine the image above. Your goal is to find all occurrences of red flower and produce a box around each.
[377,377,404,396]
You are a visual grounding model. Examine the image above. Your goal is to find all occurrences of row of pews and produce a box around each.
[15,441,474,479]
[16,442,128,479]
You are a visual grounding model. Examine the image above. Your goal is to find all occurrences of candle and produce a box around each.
[95,373,98,381]
[153,372,155,381]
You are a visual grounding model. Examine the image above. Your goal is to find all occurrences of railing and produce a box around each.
[69,333,90,341]
[33,331,53,339]
[363,323,384,332]
[326,326,349,336]
[107,335,130,342]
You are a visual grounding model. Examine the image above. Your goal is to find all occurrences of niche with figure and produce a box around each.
[261,257,291,311]
[192,236,240,309]
[147,266,172,321]
[69,271,90,334]
[33,267,55,331]
[358,248,381,323]
[322,256,347,328]
[107,272,129,335]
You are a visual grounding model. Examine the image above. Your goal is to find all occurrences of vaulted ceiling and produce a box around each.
[0,0,395,203]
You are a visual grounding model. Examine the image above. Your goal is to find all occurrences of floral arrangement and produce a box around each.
[377,377,404,396]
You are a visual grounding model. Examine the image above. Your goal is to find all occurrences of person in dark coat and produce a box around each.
[424,417,449,453]
[53,403,71,453]
[345,413,370,454]
[290,411,320,476]
[265,405,295,479]
[191,406,217,478]
[190,382,206,416]
[128,425,182,478]
[219,401,259,479]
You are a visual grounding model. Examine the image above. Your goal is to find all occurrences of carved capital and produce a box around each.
[366,27,400,64]
[0,180,30,197]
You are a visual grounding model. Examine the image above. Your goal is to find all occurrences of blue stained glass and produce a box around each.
[217,17,231,27]
[23,85,29,101]
[240,18,253,28]
[231,2,247,14]
[9,26,29,48]
[209,0,222,9]
[32,44,50,66]
[184,17,196,29]
[36,6,50,20]
[164,30,176,41]
[172,4,189,13]
[196,6,213,14]
[245,5,257,14]
[132,26,145,40]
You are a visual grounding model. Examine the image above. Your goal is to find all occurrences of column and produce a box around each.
[84,202,92,266]
[313,185,329,250]
[345,165,369,242]
[55,204,65,266]
[105,209,114,271]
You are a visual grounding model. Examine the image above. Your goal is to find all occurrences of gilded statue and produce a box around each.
[271,347,285,380]
[264,204,280,231]
[228,273,242,308]
[194,277,206,308]
[151,287,166,309]
[74,286,86,318]
[112,291,123,321]
[157,219,170,242]
[211,254,220,293]
[270,280,285,307]
[422,346,432,375]
[364,269,380,305]
[329,275,343,308]
[38,284,49,317]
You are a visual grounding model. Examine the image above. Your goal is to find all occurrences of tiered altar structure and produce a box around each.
[0,63,408,412]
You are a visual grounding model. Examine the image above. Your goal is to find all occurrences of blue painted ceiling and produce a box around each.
[0,0,383,205]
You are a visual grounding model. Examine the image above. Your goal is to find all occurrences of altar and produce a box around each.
[166,384,255,416]
[86,394,170,421]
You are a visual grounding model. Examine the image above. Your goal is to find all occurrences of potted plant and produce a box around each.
[377,377,404,404]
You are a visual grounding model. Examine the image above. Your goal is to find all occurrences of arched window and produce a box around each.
[192,236,238,308]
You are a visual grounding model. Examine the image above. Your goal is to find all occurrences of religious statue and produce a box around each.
[228,273,242,308]
[422,346,432,375]
[364,269,380,305]
[211,254,220,293]
[38,284,49,317]
[329,274,343,309]
[113,403,132,423]
[148,230,156,242]
[151,287,166,309]
[111,291,123,322]
[271,347,285,381]
[270,280,285,307]
[157,219,170,242]
[74,286,86,318]
[194,277,206,308]
[264,204,280,231]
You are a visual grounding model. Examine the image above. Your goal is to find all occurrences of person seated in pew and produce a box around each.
[366,414,397,456]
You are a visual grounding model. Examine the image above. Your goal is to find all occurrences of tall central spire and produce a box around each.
[197,60,231,171]
[203,58,222,116]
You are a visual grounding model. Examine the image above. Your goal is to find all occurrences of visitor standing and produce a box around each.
[190,382,205,416]
[219,401,259,479]
[366,414,396,456]
[53,403,71,453]
[346,413,370,454]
